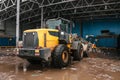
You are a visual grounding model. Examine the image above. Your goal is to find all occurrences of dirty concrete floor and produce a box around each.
[0,49,120,80]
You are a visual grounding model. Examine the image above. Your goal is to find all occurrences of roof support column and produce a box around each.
[16,0,20,47]
[41,7,44,28]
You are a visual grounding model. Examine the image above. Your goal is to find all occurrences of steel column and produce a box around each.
[16,0,20,47]
[41,7,43,28]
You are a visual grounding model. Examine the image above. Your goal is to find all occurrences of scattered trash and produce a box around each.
[0,72,17,80]
[45,77,53,80]
[6,49,10,52]
[31,74,40,77]
[61,67,67,70]
[107,64,120,72]
[23,65,27,72]
[87,58,120,72]
[93,78,97,80]
[31,70,43,77]
[70,67,77,71]
[34,70,43,73]
[0,48,120,80]
[96,73,114,80]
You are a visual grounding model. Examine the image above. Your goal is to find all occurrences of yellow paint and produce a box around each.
[24,28,59,51]
[67,44,71,48]
[62,52,65,60]
[35,49,39,53]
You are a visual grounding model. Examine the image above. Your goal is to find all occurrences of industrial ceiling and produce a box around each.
[0,0,120,25]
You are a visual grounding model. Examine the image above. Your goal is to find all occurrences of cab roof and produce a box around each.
[24,28,59,32]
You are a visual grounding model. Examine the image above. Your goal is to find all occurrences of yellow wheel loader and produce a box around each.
[18,18,84,68]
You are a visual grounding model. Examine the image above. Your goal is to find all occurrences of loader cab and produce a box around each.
[46,18,71,44]
[46,18,70,33]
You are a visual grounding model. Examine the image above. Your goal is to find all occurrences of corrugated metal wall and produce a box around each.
[5,19,16,36]
[0,19,16,46]
[0,21,5,35]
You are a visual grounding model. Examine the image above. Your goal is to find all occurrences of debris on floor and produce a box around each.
[0,72,23,80]
[0,48,120,80]
[70,67,77,71]
[96,73,114,80]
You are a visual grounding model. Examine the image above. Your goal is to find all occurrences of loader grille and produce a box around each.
[23,32,38,48]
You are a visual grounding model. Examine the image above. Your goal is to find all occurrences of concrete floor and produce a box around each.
[0,48,120,80]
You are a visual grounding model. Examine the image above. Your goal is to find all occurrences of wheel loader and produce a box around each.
[18,18,84,68]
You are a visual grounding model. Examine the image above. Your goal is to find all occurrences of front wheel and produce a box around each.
[73,44,83,61]
[52,44,70,68]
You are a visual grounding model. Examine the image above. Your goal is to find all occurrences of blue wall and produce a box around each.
[72,21,81,36]
[74,18,120,48]
[0,37,16,46]
[82,19,120,38]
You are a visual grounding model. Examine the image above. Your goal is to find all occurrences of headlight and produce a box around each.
[24,32,26,35]
[33,32,35,35]
[61,32,64,35]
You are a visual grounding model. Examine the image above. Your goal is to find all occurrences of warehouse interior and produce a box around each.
[0,0,120,80]
[0,0,120,48]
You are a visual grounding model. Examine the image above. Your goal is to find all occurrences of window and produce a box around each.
[48,31,59,37]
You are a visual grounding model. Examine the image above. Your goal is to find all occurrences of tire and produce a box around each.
[27,60,41,64]
[73,44,83,61]
[83,51,88,57]
[52,44,70,68]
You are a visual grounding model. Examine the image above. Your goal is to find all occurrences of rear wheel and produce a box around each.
[52,44,70,68]
[73,44,83,61]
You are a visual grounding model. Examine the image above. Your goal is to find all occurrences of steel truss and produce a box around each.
[0,0,120,24]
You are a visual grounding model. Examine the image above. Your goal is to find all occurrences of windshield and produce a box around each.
[46,19,61,29]
[46,19,69,32]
